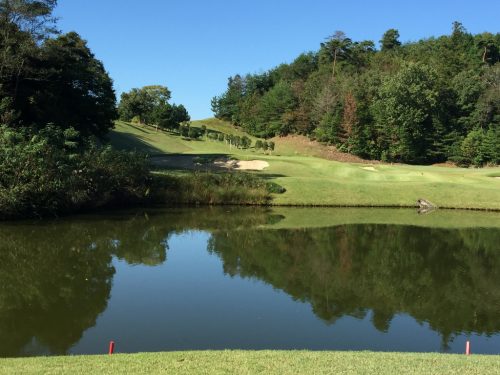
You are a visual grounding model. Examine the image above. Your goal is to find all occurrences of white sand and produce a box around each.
[234,160,270,170]
[214,159,269,171]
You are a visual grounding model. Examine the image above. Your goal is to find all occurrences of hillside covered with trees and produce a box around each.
[212,23,500,166]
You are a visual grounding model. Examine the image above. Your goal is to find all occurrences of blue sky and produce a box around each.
[55,0,500,120]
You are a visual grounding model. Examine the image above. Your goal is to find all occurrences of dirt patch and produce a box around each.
[432,162,457,168]
[495,177,500,180]
[271,135,384,164]
[361,166,377,171]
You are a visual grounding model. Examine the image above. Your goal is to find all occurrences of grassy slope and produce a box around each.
[2,351,500,375]
[111,120,500,210]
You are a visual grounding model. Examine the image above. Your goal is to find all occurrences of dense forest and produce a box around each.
[212,23,500,166]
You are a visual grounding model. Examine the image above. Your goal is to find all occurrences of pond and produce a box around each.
[1,207,500,357]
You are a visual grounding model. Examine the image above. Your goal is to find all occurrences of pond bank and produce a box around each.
[1,351,499,374]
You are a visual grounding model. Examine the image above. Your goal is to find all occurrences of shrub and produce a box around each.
[188,127,201,139]
[152,172,284,205]
[0,125,151,218]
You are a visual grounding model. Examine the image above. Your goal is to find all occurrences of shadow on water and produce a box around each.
[0,207,500,356]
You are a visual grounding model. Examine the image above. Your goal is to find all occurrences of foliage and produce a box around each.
[0,125,151,218]
[372,62,440,163]
[380,29,401,51]
[212,22,500,165]
[152,171,280,205]
[0,2,117,139]
[118,85,190,133]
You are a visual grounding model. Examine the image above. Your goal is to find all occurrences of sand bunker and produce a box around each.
[151,155,269,171]
[361,166,377,171]
[215,159,269,171]
[234,160,269,170]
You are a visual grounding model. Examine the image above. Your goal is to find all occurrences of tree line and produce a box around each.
[212,23,500,166]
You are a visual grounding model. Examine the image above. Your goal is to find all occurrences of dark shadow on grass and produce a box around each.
[150,153,232,171]
[125,123,150,134]
[253,173,288,179]
[109,131,172,155]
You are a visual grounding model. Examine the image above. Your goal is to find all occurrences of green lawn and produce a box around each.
[1,351,500,375]
[110,120,500,210]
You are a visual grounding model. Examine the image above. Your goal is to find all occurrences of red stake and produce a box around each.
[465,340,471,355]
[109,341,115,355]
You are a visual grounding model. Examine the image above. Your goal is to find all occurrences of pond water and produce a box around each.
[1,207,500,357]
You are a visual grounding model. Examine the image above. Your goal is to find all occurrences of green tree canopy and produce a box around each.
[373,62,440,163]
[380,29,401,51]
[0,1,117,139]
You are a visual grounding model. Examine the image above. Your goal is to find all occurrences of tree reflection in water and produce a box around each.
[1,208,499,356]
[209,224,500,347]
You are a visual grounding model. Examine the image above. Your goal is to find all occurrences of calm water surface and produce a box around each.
[1,207,500,357]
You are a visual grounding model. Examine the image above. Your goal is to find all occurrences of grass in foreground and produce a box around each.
[1,351,500,375]
[111,120,500,210]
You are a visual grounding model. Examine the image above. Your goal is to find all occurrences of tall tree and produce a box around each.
[342,92,357,145]
[34,32,117,137]
[373,62,440,163]
[380,29,401,51]
[321,31,352,78]
[211,74,245,122]
[118,85,171,124]
[0,0,58,123]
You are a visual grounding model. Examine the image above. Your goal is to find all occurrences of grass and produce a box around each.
[1,351,500,374]
[110,120,500,210]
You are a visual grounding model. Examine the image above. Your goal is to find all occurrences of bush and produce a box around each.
[266,181,286,194]
[0,125,151,219]
[188,127,202,139]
